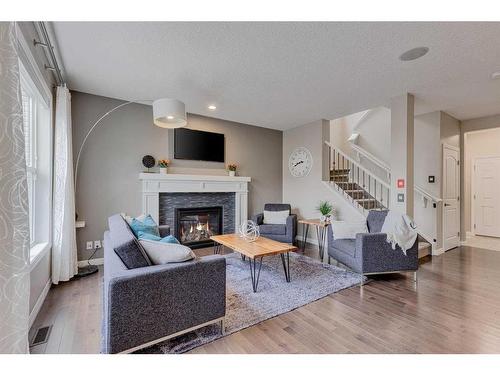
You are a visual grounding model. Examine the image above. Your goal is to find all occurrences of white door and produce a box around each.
[443,144,460,251]
[474,157,500,237]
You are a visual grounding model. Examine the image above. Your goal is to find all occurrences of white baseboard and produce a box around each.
[29,278,51,328]
[78,257,104,267]
[432,247,445,256]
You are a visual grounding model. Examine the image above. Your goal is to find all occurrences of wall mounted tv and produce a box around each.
[174,128,225,163]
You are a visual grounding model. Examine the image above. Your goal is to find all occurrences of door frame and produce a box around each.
[471,156,500,237]
[441,143,460,251]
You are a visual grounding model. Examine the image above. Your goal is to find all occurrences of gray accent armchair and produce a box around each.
[102,214,226,353]
[327,210,418,283]
[252,203,297,244]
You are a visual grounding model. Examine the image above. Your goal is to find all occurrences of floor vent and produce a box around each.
[30,325,52,347]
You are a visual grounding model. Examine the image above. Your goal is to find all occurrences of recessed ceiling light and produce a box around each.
[399,47,429,62]
[208,105,217,111]
[491,72,500,80]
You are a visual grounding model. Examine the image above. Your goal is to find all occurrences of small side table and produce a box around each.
[298,219,330,262]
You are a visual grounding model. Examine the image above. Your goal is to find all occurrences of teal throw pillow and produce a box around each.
[129,214,159,238]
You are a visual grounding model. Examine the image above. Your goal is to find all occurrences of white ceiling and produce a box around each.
[52,22,500,130]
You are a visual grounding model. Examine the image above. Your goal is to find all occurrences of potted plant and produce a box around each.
[317,200,334,223]
[158,159,170,174]
[227,163,237,177]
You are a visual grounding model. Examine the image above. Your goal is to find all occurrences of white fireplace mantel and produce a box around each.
[139,173,251,229]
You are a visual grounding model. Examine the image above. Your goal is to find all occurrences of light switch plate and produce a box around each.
[86,241,93,250]
[428,175,435,183]
[397,193,405,202]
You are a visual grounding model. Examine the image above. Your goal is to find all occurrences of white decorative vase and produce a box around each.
[228,170,236,177]
[320,214,331,223]
[159,167,168,174]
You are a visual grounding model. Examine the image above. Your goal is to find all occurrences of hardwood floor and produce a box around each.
[30,244,500,354]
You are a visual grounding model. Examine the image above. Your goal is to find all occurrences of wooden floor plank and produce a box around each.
[30,244,500,354]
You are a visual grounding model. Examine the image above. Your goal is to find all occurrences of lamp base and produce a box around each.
[75,265,99,278]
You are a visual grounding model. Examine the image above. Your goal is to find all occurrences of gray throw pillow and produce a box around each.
[114,239,151,269]
[139,239,196,265]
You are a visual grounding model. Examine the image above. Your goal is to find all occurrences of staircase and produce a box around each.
[325,141,432,259]
[327,144,390,213]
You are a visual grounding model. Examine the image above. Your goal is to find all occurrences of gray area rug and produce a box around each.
[138,251,363,354]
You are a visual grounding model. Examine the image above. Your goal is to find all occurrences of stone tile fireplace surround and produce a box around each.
[139,173,251,242]
[160,192,234,248]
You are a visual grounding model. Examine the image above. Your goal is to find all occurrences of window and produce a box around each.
[21,83,37,245]
[19,63,52,256]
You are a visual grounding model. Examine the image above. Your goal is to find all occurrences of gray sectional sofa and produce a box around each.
[102,214,226,354]
[327,210,418,283]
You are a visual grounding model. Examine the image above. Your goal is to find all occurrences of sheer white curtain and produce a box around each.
[52,86,78,284]
[0,22,30,353]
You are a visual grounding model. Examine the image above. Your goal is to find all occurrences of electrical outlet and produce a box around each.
[86,241,93,250]
[94,240,102,249]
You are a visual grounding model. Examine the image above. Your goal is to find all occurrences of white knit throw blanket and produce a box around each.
[380,210,417,255]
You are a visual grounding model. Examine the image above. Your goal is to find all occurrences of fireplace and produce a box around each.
[175,206,223,249]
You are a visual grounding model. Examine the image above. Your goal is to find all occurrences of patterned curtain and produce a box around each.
[0,22,30,353]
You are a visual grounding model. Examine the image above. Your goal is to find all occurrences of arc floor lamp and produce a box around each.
[75,98,187,277]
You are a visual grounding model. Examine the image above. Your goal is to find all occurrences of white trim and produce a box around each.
[139,173,250,229]
[139,173,251,182]
[118,317,225,354]
[442,142,461,251]
[29,278,51,328]
[432,247,445,256]
[471,156,500,238]
[414,185,442,204]
[15,23,52,106]
[78,257,104,267]
[350,143,391,178]
[29,242,51,272]
[325,140,390,189]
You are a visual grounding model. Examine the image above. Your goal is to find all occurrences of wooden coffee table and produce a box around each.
[210,234,297,292]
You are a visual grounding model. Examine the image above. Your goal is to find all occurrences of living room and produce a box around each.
[2,1,500,373]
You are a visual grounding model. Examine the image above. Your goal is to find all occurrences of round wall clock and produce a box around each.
[288,147,313,177]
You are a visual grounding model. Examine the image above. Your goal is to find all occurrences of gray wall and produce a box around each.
[72,91,282,260]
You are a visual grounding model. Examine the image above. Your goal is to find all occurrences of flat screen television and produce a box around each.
[174,128,225,162]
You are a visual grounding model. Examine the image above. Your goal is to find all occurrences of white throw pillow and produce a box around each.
[331,220,368,240]
[121,213,148,225]
[139,239,196,265]
[263,210,289,225]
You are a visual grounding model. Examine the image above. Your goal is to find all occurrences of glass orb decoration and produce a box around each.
[239,220,260,242]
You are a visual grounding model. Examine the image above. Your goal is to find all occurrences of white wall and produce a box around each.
[330,107,390,181]
[283,119,363,244]
[460,113,500,239]
[464,128,500,233]
[414,112,441,246]
[330,106,460,250]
